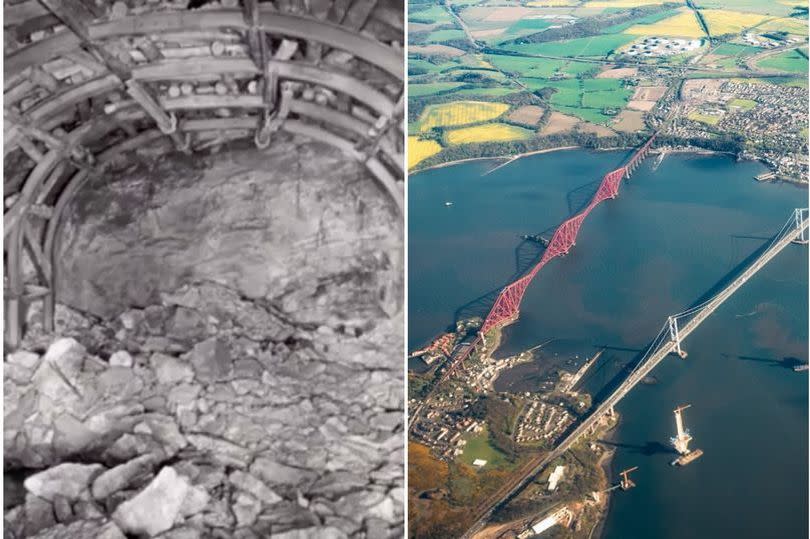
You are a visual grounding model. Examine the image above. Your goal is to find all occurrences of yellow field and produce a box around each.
[701,10,773,36]
[445,123,532,145]
[624,9,704,37]
[418,101,510,132]
[408,136,443,169]
[757,17,808,35]
[586,0,669,6]
[527,0,579,6]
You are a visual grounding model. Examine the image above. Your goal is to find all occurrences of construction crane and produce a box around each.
[619,466,638,490]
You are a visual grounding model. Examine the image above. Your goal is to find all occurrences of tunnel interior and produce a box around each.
[3,0,404,536]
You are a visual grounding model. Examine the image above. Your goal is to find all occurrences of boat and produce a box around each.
[794,363,808,372]
[444,201,453,207]
[671,448,703,466]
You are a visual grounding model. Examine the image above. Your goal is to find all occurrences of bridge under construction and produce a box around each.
[460,207,809,539]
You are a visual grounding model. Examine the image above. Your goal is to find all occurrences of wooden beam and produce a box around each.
[23,220,52,286]
[6,11,404,81]
[38,0,132,80]
[5,224,24,348]
[267,60,394,115]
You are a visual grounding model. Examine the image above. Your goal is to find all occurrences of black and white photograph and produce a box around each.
[3,0,404,537]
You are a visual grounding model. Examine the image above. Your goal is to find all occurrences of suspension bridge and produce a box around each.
[459,207,809,539]
[408,136,657,431]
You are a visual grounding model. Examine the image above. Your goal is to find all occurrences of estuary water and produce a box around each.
[408,150,808,539]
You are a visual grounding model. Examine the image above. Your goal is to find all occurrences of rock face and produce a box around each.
[6,135,404,539]
[56,138,401,322]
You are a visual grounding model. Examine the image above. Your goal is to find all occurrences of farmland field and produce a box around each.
[501,34,635,58]
[451,86,520,97]
[692,0,794,16]
[418,101,510,132]
[701,9,773,35]
[409,82,466,97]
[756,16,809,35]
[445,123,534,145]
[427,28,466,42]
[757,48,810,73]
[507,105,546,126]
[408,5,452,24]
[408,58,449,75]
[624,9,705,38]
[408,136,443,169]
[586,0,670,6]
[486,54,596,78]
[711,43,760,57]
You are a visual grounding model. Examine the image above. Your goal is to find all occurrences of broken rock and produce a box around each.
[24,463,104,502]
[112,466,189,537]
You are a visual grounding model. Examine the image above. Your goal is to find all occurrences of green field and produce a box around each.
[487,54,597,78]
[712,43,761,57]
[555,105,616,124]
[688,110,723,125]
[409,82,467,97]
[728,98,757,110]
[460,426,509,468]
[501,34,636,58]
[427,28,467,42]
[452,86,521,97]
[408,4,452,24]
[582,89,631,108]
[602,8,681,33]
[757,48,809,74]
[408,58,448,75]
[689,0,794,16]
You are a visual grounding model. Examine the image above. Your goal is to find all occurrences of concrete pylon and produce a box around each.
[668,316,687,359]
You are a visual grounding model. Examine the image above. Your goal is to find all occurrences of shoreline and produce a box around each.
[412,145,581,173]
[410,144,808,186]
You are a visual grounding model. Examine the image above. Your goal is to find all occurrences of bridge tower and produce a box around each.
[794,208,808,244]
[668,316,688,358]
[671,404,693,455]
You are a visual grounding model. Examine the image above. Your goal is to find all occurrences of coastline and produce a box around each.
[410,144,807,186]
[411,145,581,174]
[592,418,621,539]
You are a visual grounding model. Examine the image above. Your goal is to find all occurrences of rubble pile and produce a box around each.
[4,280,404,538]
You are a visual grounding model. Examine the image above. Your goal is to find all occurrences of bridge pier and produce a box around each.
[668,316,688,359]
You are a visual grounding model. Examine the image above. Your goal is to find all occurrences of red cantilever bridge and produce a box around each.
[448,135,657,377]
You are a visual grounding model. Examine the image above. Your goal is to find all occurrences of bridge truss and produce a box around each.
[481,135,656,335]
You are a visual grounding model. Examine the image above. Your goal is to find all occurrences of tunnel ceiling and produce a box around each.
[3,0,404,346]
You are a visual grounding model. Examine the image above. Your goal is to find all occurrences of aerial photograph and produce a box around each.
[407,0,808,538]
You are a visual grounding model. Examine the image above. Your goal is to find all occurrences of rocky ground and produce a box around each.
[4,278,404,538]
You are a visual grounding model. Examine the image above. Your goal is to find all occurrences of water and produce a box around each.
[408,150,808,539]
